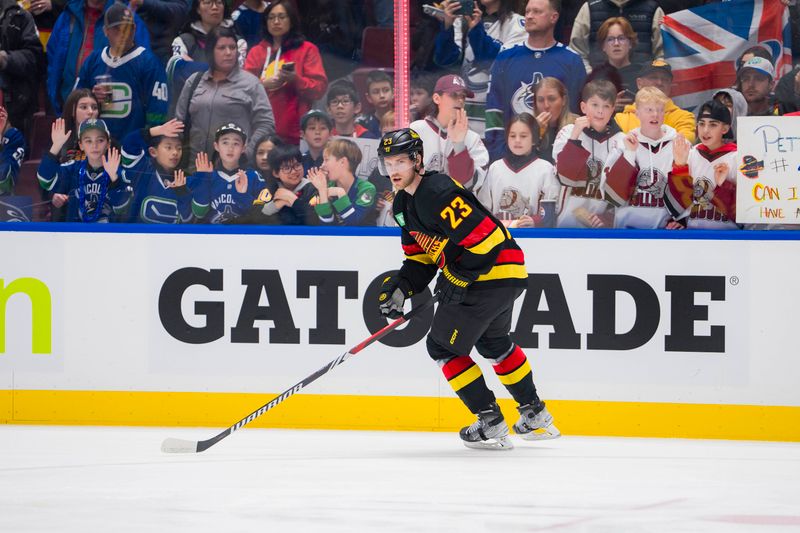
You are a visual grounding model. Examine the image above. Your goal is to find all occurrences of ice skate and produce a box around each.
[459,403,514,450]
[513,402,560,441]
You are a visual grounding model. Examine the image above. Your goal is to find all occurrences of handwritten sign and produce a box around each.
[736,116,800,224]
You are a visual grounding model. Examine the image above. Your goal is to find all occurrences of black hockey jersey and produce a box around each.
[392,172,528,293]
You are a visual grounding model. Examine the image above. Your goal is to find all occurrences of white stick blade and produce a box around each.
[161,438,199,454]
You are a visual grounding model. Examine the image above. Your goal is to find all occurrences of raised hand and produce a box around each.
[307,167,328,192]
[273,187,297,208]
[168,169,186,188]
[103,146,121,182]
[466,2,482,30]
[442,0,460,29]
[672,135,690,166]
[235,169,248,194]
[0,106,7,133]
[448,107,469,144]
[535,111,552,131]
[152,118,184,138]
[623,131,639,152]
[713,162,730,186]
[50,118,73,155]
[195,152,213,173]
[570,116,590,139]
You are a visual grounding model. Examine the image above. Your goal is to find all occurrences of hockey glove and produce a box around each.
[435,266,472,305]
[378,275,414,319]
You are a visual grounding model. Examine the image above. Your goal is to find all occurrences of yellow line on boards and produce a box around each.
[2,390,799,442]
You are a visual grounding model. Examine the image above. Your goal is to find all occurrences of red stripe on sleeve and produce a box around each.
[458,216,496,248]
[495,248,525,265]
[492,345,527,375]
[442,356,475,380]
[403,243,425,255]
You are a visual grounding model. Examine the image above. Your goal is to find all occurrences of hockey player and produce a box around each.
[38,118,130,222]
[307,138,377,226]
[665,100,738,230]
[552,80,624,228]
[0,106,26,196]
[121,118,193,224]
[602,87,681,229]
[376,128,559,449]
[476,113,559,228]
[410,74,489,192]
[75,2,169,141]
[189,123,266,224]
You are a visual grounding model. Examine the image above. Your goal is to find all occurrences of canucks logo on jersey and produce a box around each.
[511,73,543,116]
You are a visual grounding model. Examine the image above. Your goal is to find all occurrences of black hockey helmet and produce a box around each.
[377,128,424,175]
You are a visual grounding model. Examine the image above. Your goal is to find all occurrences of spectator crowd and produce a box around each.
[1,0,799,229]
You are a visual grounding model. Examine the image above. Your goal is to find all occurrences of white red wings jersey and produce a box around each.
[665,143,738,229]
[603,125,677,229]
[476,155,560,223]
[410,117,489,192]
[552,123,625,228]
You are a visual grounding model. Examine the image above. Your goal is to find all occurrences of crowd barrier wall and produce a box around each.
[1,224,799,441]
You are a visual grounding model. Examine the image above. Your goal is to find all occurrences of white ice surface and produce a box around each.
[1,426,799,532]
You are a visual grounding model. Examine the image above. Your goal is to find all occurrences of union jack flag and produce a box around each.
[661,0,793,110]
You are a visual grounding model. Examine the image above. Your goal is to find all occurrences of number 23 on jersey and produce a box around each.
[440,196,472,229]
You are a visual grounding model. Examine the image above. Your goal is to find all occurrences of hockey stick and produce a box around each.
[161,294,436,453]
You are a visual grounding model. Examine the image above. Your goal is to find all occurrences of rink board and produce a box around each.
[1,224,799,441]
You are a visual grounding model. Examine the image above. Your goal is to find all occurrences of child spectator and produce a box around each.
[409,72,435,122]
[477,113,560,228]
[244,0,328,145]
[532,77,577,164]
[58,89,101,162]
[326,80,370,138]
[253,134,284,186]
[232,0,269,50]
[603,87,679,229]
[307,138,377,225]
[38,118,130,222]
[357,70,394,138]
[410,74,489,191]
[121,118,193,224]
[75,3,168,141]
[189,123,266,223]
[665,100,738,230]
[552,80,624,228]
[237,144,318,225]
[372,109,398,227]
[299,109,332,173]
[711,89,747,141]
[0,106,25,196]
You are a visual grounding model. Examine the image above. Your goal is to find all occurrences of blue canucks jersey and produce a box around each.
[0,128,26,196]
[232,4,265,49]
[121,130,193,224]
[76,46,169,141]
[485,42,586,160]
[37,154,131,222]
[189,166,266,224]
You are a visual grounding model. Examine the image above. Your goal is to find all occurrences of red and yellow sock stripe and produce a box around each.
[492,345,531,386]
[441,356,484,392]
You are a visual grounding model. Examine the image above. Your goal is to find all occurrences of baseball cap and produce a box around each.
[215,123,247,142]
[104,2,134,28]
[696,100,731,125]
[738,57,775,80]
[300,109,333,131]
[638,59,673,79]
[78,118,110,138]
[433,74,475,97]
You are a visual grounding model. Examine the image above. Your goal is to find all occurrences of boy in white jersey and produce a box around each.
[410,74,489,191]
[552,80,624,228]
[665,100,738,229]
[603,86,681,229]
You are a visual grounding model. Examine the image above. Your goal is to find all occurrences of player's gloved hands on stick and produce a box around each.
[378,275,414,319]
[435,266,472,305]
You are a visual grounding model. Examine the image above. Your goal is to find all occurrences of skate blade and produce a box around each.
[518,424,561,441]
[463,435,514,450]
